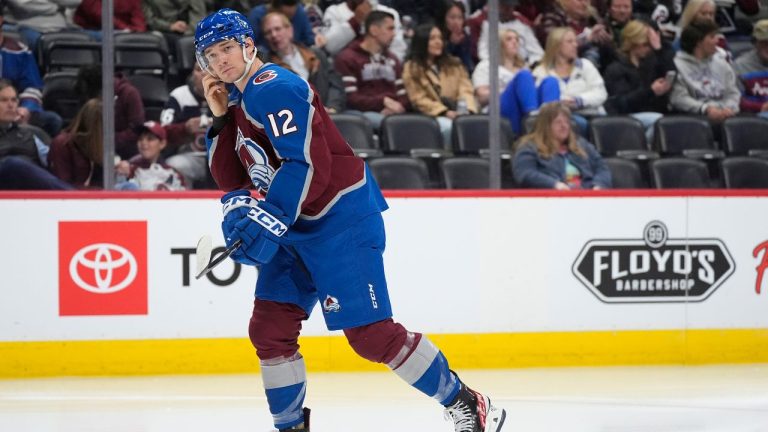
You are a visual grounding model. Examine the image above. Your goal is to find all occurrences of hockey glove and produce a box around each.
[221,189,290,266]
[221,189,259,266]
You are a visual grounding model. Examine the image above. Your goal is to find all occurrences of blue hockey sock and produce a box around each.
[389,336,460,406]
[261,354,307,429]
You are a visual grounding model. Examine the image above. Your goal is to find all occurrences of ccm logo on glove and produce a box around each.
[247,206,287,237]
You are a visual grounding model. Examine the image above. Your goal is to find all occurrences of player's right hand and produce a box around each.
[203,74,229,117]
[221,190,260,266]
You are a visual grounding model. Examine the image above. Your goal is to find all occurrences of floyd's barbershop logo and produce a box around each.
[573,221,735,303]
[754,241,768,294]
[59,221,148,316]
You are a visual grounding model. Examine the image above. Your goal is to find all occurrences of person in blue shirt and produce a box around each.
[248,0,321,53]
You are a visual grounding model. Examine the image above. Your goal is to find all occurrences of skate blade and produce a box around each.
[485,406,506,432]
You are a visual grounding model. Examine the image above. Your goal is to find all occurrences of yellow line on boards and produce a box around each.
[1,329,767,378]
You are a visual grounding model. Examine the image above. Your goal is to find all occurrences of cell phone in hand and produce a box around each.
[665,71,677,82]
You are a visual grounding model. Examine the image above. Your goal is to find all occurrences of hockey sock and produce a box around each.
[260,352,307,429]
[389,335,460,406]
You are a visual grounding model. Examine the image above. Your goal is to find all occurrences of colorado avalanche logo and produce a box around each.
[236,129,275,191]
[323,295,341,313]
[253,70,278,85]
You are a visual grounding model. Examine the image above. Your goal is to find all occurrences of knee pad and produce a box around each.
[249,299,307,360]
[343,318,419,365]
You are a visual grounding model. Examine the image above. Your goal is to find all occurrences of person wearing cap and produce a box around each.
[114,121,185,191]
[732,19,768,119]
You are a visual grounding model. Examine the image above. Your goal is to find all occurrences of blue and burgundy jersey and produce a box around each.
[206,63,387,242]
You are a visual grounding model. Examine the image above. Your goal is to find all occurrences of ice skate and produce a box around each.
[444,383,506,432]
[275,407,310,432]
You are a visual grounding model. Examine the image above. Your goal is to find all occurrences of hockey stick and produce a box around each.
[195,235,242,280]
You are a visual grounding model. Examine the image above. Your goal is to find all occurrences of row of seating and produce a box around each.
[369,156,768,189]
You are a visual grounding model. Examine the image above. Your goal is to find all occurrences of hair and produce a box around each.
[406,24,461,71]
[500,29,526,69]
[364,10,395,36]
[262,10,292,29]
[440,1,466,34]
[540,27,575,70]
[619,20,649,55]
[680,19,719,54]
[678,0,716,29]
[0,78,16,94]
[516,102,584,159]
[75,65,102,103]
[66,98,103,166]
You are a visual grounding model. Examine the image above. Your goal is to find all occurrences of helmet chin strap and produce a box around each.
[234,44,258,84]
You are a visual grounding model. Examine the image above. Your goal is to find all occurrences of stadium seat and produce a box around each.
[127,75,169,122]
[114,32,169,78]
[380,114,451,158]
[721,157,768,188]
[175,36,197,75]
[330,113,382,158]
[451,114,514,159]
[722,116,768,158]
[589,116,658,160]
[650,158,712,189]
[42,71,80,125]
[440,157,490,189]
[603,157,646,188]
[38,32,99,74]
[654,116,724,160]
[368,157,430,189]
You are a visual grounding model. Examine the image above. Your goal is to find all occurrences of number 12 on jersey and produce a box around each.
[267,109,298,137]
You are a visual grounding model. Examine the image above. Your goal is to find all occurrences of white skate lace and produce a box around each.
[443,400,476,432]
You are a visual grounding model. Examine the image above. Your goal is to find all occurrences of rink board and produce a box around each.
[1,190,768,377]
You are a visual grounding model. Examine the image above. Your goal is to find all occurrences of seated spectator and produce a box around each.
[513,101,611,189]
[478,0,544,64]
[0,79,72,190]
[532,27,608,135]
[334,10,408,130]
[672,0,731,60]
[403,24,477,146]
[74,0,147,39]
[536,0,613,67]
[604,19,675,140]
[670,20,740,123]
[3,0,81,51]
[514,0,556,23]
[441,1,475,73]
[0,13,63,138]
[262,11,345,113]
[323,0,408,62]
[599,0,635,69]
[160,64,211,188]
[115,121,185,191]
[732,19,768,119]
[249,0,321,51]
[142,0,206,58]
[75,65,146,160]
[473,28,560,134]
[49,98,104,189]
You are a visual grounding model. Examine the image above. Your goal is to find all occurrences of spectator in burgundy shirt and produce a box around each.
[334,10,409,130]
[733,19,768,119]
[74,0,147,38]
[50,98,104,189]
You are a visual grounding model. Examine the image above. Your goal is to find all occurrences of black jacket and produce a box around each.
[603,42,676,114]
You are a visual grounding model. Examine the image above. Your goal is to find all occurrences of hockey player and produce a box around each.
[195,8,506,432]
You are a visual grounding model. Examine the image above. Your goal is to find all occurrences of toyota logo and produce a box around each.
[69,243,138,294]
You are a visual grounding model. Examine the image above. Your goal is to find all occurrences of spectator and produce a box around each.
[384,0,448,26]
[606,0,634,47]
[670,19,740,123]
[532,27,608,135]
[262,11,345,113]
[441,0,475,73]
[142,0,207,59]
[536,0,613,67]
[513,101,611,189]
[478,0,544,64]
[49,98,104,189]
[248,0,321,51]
[0,79,72,190]
[323,0,408,62]
[677,0,716,31]
[733,19,768,119]
[334,10,408,130]
[473,28,560,134]
[75,65,146,160]
[3,0,81,51]
[0,13,63,138]
[160,64,211,188]
[604,19,675,140]
[515,0,556,23]
[74,0,147,37]
[403,24,477,146]
[114,121,185,191]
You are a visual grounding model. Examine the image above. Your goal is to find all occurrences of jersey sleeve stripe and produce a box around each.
[294,85,317,223]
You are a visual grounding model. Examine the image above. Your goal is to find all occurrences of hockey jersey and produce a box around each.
[206,63,387,243]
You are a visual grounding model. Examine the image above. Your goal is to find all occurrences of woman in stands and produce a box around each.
[513,101,611,190]
[440,0,475,73]
[49,98,104,188]
[402,23,477,146]
[472,28,559,135]
[532,27,608,136]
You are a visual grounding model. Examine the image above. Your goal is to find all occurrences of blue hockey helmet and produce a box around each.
[195,9,257,78]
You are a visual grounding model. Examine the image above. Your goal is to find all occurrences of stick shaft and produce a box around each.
[195,239,242,279]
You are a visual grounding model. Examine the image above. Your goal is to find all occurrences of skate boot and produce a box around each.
[444,383,506,432]
[278,407,310,431]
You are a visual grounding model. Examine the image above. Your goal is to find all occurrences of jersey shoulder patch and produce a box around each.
[253,69,279,86]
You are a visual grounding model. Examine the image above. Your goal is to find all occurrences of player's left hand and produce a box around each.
[221,190,289,266]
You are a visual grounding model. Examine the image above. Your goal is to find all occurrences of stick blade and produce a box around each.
[195,235,213,277]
